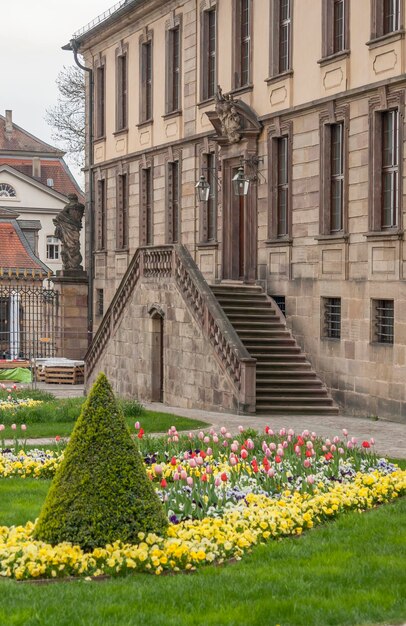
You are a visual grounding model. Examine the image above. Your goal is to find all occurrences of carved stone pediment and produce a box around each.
[206,85,262,145]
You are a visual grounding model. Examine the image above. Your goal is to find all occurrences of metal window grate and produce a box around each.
[96,289,104,317]
[272,295,286,317]
[374,299,394,344]
[323,297,341,339]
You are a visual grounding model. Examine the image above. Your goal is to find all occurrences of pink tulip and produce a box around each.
[154,465,163,475]
[238,425,244,433]
[206,447,213,456]
[338,447,345,455]
[170,426,176,433]
[222,440,228,447]
[330,444,336,452]
[306,441,313,449]
[203,436,210,444]
[306,475,315,485]
[186,477,194,486]
[246,439,254,450]
[196,456,203,466]
[231,442,238,453]
[269,442,276,451]
[11,424,16,431]
[134,421,140,430]
[294,445,301,455]
[220,427,227,435]
[333,436,340,444]
[189,458,197,468]
[230,456,237,467]
[214,477,221,487]
[213,435,219,444]
[325,439,331,446]
[370,438,375,446]
[173,472,180,481]
[198,431,204,440]
[206,466,212,474]
[188,432,194,439]
[347,441,354,449]
[302,430,309,437]
[311,432,317,438]
[282,440,288,449]
[342,428,348,437]
[288,428,295,436]
[267,468,275,477]
[265,448,272,458]
[351,437,357,445]
[322,445,328,452]
[0,424,4,431]
[279,428,286,436]
[173,435,179,442]
[21,424,27,431]
[180,470,187,480]
[209,428,215,435]
[303,459,311,468]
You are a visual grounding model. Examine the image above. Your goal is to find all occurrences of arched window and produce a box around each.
[0,183,17,198]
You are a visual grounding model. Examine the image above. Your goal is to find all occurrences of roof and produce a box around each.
[0,114,63,156]
[0,218,50,276]
[66,0,144,48]
[0,158,83,199]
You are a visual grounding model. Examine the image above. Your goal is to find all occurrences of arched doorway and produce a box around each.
[148,305,165,403]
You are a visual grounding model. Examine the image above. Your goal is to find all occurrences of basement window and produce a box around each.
[322,297,341,339]
[96,289,104,317]
[272,295,286,317]
[372,299,394,344]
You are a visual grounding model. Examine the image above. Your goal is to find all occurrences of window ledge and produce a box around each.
[265,70,293,85]
[318,50,350,67]
[113,128,128,136]
[197,241,219,250]
[315,233,349,243]
[229,84,254,97]
[114,248,129,254]
[137,119,153,129]
[94,136,106,143]
[366,30,405,49]
[321,337,341,343]
[370,341,394,348]
[197,97,215,109]
[94,249,107,255]
[265,237,293,247]
[365,229,404,241]
[162,110,182,120]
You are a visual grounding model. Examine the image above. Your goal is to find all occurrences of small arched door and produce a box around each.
[149,307,164,403]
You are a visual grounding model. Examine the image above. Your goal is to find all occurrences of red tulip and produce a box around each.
[325,452,333,461]
[275,455,282,463]
[170,456,177,466]
[220,472,228,482]
[160,478,167,488]
[362,441,370,448]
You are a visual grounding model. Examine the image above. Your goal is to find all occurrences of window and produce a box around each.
[272,295,286,317]
[370,0,401,41]
[95,63,105,138]
[234,0,252,89]
[97,178,107,250]
[322,297,341,339]
[166,25,181,113]
[46,236,60,260]
[141,39,153,122]
[321,0,349,59]
[167,160,180,243]
[330,123,344,232]
[384,0,400,34]
[201,8,216,100]
[96,289,104,317]
[277,136,289,236]
[199,151,217,243]
[140,166,153,246]
[116,51,128,131]
[369,97,402,233]
[382,110,399,228]
[269,0,292,77]
[0,183,16,198]
[268,122,292,240]
[116,173,129,249]
[372,299,394,344]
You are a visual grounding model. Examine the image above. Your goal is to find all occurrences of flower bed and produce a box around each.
[1,424,405,580]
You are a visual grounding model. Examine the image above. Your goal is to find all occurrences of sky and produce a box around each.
[2,0,118,186]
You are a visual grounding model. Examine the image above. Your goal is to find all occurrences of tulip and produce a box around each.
[231,442,238,453]
[238,425,244,433]
[220,427,227,435]
[222,440,228,447]
[154,464,163,475]
[173,472,180,481]
[206,465,212,474]
[11,424,16,431]
[206,447,213,456]
[338,447,344,455]
[196,456,204,466]
[282,440,288,448]
[342,428,348,437]
[325,438,331,446]
[55,435,61,442]
[134,421,140,430]
[220,472,228,482]
[330,444,336,452]
[214,477,221,487]
[188,432,194,439]
[306,441,313,449]
[0,424,4,431]
[279,428,286,436]
[269,442,276,451]
[203,436,210,444]
[186,477,194,486]
[361,441,370,448]
[333,436,340,444]
[173,435,179,442]
[241,449,248,459]
[230,456,237,467]
[267,468,275,477]
[189,458,197,468]
[370,438,375,446]
[201,473,208,482]
[306,475,315,485]
[302,429,309,437]
[180,470,187,480]
[198,431,204,440]
[347,441,354,449]
[213,435,219,444]
[225,432,232,439]
[170,425,177,433]
[265,448,272,458]
[21,424,27,431]
[303,459,311,468]
[246,439,255,450]
[160,478,167,488]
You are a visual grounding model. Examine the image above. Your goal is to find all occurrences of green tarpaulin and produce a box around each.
[0,368,32,383]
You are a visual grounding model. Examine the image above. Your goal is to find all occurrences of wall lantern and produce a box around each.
[195,175,211,202]
[232,165,250,197]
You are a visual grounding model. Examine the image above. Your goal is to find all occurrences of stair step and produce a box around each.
[236,328,288,335]
[256,372,319,380]
[256,396,333,405]
[256,405,340,415]
[223,307,278,316]
[256,379,323,387]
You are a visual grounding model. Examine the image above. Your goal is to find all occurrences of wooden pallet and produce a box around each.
[44,365,85,385]
[0,361,30,369]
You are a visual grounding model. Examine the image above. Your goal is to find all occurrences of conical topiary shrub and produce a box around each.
[34,372,168,550]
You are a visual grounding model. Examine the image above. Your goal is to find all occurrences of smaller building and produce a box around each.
[0,207,57,360]
[0,110,84,273]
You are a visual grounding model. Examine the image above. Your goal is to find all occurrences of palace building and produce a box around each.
[67,0,406,421]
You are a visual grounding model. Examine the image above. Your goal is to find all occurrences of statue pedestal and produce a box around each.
[53,272,89,360]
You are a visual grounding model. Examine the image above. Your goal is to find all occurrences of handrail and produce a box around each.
[85,245,256,411]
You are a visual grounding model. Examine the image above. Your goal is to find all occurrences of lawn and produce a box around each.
[0,392,209,438]
[0,477,405,626]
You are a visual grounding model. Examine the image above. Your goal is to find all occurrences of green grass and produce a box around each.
[0,477,405,626]
[0,393,209,437]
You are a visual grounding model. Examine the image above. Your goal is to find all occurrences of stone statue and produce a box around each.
[215,85,242,144]
[54,193,85,271]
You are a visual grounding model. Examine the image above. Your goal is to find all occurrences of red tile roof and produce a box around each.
[0,114,62,155]
[0,158,83,199]
[0,221,49,275]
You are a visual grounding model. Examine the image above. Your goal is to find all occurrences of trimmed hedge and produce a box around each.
[33,373,168,550]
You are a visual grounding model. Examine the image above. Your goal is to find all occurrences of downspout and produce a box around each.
[69,40,94,348]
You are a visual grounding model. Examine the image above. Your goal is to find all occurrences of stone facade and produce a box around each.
[71,0,406,421]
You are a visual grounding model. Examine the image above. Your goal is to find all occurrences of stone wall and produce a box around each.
[87,277,237,412]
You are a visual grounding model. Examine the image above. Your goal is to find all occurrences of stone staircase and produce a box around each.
[211,284,338,415]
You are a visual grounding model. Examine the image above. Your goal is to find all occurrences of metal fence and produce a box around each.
[0,282,58,360]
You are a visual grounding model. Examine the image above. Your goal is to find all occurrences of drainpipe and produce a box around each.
[69,39,94,347]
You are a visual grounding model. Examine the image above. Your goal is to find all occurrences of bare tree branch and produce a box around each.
[46,65,85,168]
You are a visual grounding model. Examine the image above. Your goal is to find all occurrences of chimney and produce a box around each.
[32,157,41,178]
[5,110,12,133]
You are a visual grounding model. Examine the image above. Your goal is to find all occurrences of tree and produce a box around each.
[34,373,168,550]
[46,65,85,168]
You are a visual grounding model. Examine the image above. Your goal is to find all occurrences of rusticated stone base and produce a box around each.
[53,274,89,360]
[86,277,239,413]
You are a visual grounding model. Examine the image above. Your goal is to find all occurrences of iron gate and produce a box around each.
[0,281,58,360]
